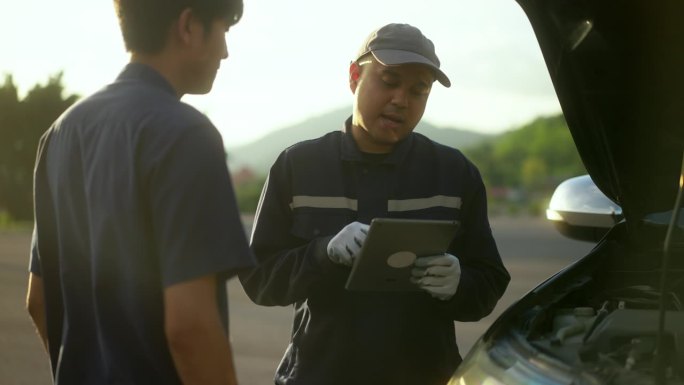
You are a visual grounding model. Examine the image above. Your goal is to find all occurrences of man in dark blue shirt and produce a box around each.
[26,1,254,384]
[241,24,510,385]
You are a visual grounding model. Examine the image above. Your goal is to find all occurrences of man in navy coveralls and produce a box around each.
[241,23,510,385]
[26,1,254,384]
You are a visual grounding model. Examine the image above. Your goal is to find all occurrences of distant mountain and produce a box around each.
[226,106,491,174]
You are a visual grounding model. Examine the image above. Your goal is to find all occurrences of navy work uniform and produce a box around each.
[241,118,510,385]
[31,63,254,384]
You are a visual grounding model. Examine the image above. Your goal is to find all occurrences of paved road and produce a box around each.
[0,216,594,385]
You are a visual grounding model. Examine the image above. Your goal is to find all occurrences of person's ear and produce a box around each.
[176,8,199,46]
[349,62,361,93]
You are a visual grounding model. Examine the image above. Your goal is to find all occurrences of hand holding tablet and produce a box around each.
[411,253,461,300]
[327,222,370,266]
[345,218,460,292]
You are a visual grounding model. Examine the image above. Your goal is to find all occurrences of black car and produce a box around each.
[449,0,684,384]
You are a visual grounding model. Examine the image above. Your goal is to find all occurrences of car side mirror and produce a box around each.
[546,175,623,242]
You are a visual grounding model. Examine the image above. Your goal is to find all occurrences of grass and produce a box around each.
[0,212,32,231]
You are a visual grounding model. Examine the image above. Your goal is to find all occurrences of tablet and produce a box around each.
[345,218,460,292]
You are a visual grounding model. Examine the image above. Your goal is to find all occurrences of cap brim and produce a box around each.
[372,50,451,88]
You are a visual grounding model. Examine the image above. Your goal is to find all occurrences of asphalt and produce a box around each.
[0,216,594,385]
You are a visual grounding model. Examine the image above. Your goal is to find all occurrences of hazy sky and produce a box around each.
[1,0,561,146]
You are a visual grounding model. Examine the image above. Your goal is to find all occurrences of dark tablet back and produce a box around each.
[345,218,460,292]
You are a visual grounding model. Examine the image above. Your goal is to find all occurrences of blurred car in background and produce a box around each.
[449,0,684,384]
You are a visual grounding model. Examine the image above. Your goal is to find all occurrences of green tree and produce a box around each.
[234,176,267,213]
[521,156,548,190]
[0,73,79,221]
[464,114,585,190]
[0,76,21,218]
[462,114,586,214]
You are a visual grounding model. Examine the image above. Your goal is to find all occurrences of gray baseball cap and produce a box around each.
[354,23,451,88]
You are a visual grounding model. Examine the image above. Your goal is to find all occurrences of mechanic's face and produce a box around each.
[184,17,230,94]
[350,58,434,153]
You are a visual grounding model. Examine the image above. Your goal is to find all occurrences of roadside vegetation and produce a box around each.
[0,74,78,229]
[0,75,585,228]
[463,114,586,216]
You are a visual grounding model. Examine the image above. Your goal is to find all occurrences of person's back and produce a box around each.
[27,1,254,384]
[34,64,230,382]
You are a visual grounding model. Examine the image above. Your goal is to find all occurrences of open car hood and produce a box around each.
[516,0,684,229]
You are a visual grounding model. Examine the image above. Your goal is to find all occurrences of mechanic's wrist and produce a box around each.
[314,235,337,271]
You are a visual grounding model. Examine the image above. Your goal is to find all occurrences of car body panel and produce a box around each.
[516,0,684,228]
[450,1,684,384]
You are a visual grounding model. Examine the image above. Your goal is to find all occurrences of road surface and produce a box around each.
[0,216,594,384]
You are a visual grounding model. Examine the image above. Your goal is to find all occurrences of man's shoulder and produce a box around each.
[64,81,211,134]
[408,132,485,179]
[282,131,341,157]
[109,81,208,125]
[410,132,468,162]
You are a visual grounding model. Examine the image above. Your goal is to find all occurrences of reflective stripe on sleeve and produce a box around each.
[290,196,358,211]
[387,195,462,212]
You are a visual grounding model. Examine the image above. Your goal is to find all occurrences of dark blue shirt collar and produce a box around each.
[115,62,177,97]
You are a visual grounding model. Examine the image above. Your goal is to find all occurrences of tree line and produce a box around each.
[0,74,78,223]
[0,74,585,223]
[463,114,586,214]
[465,114,585,189]
[235,115,588,215]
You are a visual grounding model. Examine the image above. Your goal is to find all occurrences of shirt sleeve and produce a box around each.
[145,122,255,288]
[29,130,53,277]
[29,225,41,276]
[443,165,511,321]
[239,151,347,306]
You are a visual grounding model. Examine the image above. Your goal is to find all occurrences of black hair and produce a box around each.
[113,0,243,54]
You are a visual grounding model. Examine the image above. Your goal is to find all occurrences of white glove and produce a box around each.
[411,253,461,301]
[326,222,370,266]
